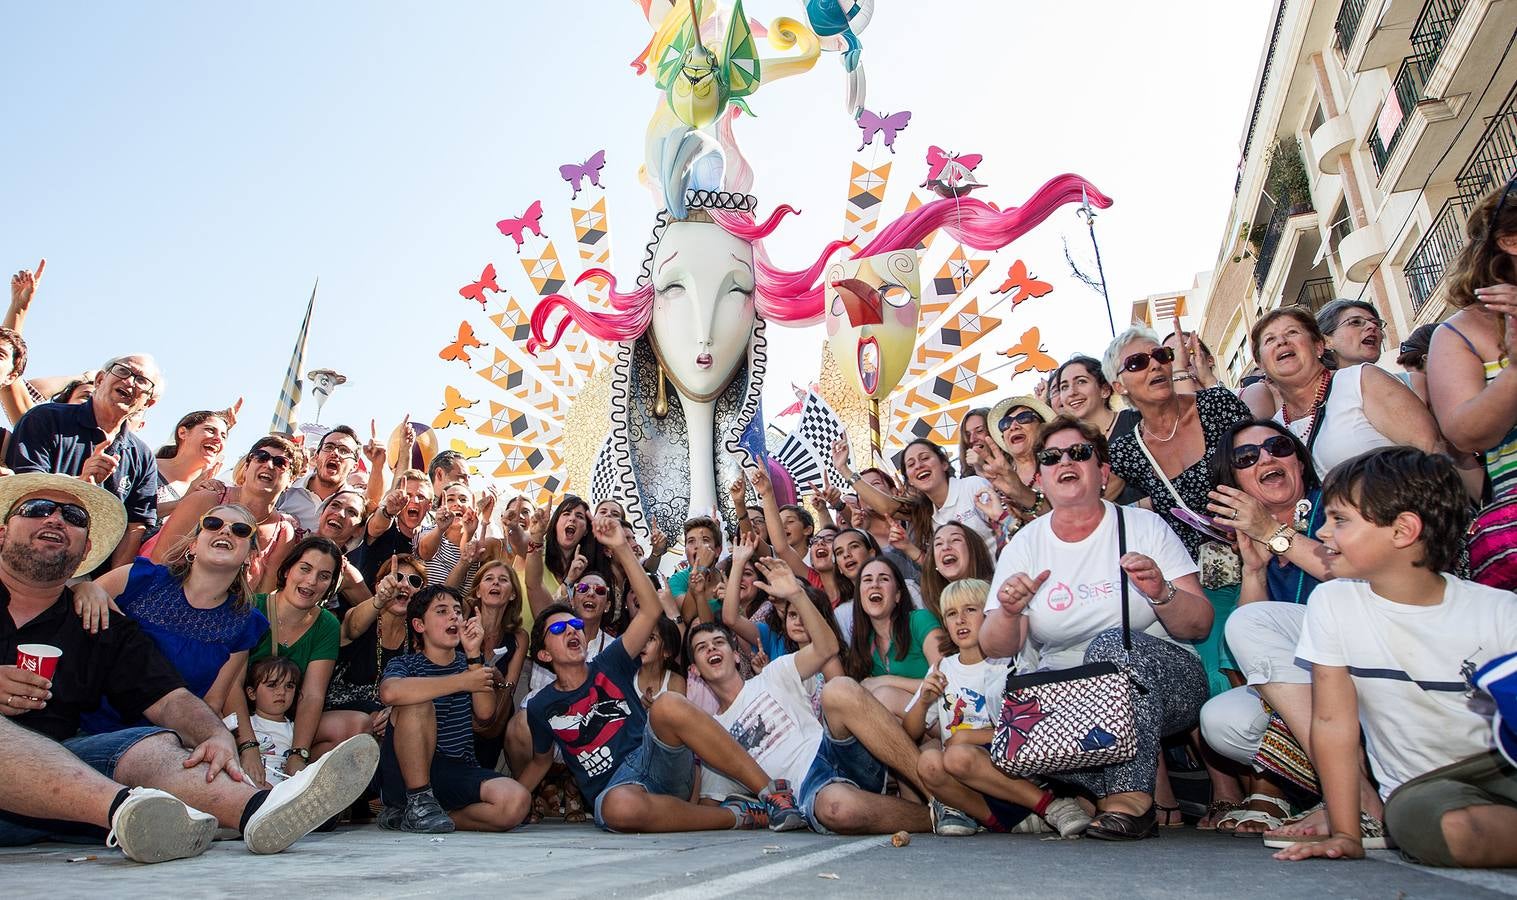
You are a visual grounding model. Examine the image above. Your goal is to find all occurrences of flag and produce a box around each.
[269,279,318,435]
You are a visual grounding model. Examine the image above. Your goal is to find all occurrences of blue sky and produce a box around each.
[0,1,1273,456]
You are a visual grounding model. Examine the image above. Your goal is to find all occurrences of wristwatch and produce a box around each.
[1267,524,1294,556]
[467,655,486,666]
[284,747,310,761]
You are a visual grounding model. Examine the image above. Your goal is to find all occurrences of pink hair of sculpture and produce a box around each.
[527,173,1111,353]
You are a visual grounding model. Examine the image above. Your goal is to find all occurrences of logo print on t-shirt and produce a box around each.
[943,688,989,733]
[1045,581,1075,612]
[547,673,632,778]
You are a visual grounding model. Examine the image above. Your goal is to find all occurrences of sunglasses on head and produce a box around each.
[1035,443,1096,467]
[200,515,254,539]
[547,617,586,635]
[999,410,1043,431]
[248,448,291,470]
[574,583,609,597]
[392,572,424,589]
[1230,435,1298,470]
[1121,346,1176,374]
[9,498,90,528]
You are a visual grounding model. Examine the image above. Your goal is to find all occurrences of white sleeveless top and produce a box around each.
[1274,364,1394,478]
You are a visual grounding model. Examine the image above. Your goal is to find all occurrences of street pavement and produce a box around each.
[2,823,1515,899]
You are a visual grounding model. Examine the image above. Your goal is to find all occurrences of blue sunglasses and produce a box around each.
[547,617,585,636]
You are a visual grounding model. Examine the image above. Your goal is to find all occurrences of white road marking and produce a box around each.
[647,836,882,899]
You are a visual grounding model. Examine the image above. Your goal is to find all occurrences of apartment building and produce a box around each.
[1193,0,1516,386]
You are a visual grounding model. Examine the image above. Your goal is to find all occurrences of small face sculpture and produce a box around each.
[650,220,757,402]
[824,250,922,400]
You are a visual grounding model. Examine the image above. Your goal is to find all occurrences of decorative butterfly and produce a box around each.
[438,321,485,364]
[448,438,486,460]
[992,260,1054,307]
[997,695,1048,759]
[857,109,910,153]
[921,145,986,199]
[998,326,1057,374]
[458,264,500,309]
[496,200,545,251]
[432,385,477,429]
[1077,725,1118,753]
[653,0,761,128]
[559,150,607,201]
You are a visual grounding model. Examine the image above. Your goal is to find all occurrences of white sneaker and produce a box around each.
[1042,797,1092,838]
[242,735,379,855]
[106,787,217,864]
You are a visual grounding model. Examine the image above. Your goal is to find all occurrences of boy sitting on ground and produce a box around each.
[1275,448,1517,867]
[909,579,1091,837]
[520,514,804,832]
[378,585,530,834]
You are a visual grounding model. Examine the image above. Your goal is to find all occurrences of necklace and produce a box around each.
[1142,403,1183,442]
[1281,370,1330,426]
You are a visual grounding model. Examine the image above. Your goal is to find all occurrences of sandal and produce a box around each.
[1261,810,1389,850]
[1195,799,1240,831]
[1216,793,1291,836]
[562,779,589,824]
[1154,804,1184,828]
[1085,806,1158,842]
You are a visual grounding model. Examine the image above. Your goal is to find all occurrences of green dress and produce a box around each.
[250,593,341,676]
[869,608,942,679]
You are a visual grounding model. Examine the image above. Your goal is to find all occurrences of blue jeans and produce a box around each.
[797,721,887,835]
[0,726,172,846]
[592,727,694,831]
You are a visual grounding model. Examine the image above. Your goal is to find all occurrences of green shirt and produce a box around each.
[869,608,941,679]
[250,593,341,676]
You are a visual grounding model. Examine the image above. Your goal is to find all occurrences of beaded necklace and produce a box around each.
[1281,369,1330,427]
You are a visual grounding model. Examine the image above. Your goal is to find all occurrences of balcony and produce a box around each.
[1370,56,1431,174]
[1311,113,1357,174]
[1404,200,1468,314]
[1235,0,1290,195]
[1294,277,1337,312]
[1334,0,1371,56]
[1341,219,1390,282]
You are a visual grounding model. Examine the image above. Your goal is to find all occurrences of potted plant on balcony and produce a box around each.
[1265,136,1313,215]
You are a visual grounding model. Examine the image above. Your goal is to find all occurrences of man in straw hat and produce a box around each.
[0,473,379,862]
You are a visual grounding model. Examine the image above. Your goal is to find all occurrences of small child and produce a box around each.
[909,579,1092,838]
[223,656,300,784]
[1275,448,1517,867]
[377,585,530,834]
[636,615,687,708]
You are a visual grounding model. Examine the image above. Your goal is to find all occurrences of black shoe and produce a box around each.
[1085,806,1158,841]
[400,790,455,834]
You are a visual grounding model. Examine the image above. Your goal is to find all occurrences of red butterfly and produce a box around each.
[921,145,985,198]
[993,260,1054,307]
[998,327,1057,374]
[458,264,500,309]
[997,694,1049,760]
[496,200,545,252]
[439,321,485,364]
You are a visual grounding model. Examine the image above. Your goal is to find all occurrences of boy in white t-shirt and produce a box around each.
[908,580,1091,838]
[1276,448,1517,868]
[223,657,300,786]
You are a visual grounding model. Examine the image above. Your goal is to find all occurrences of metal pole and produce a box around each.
[1088,216,1116,339]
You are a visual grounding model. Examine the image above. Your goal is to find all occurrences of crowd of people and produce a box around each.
[1,178,1515,870]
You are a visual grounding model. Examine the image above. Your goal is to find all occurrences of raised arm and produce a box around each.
[2,262,43,425]
[830,437,902,518]
[754,557,837,678]
[522,506,554,615]
[749,464,808,577]
[593,513,662,653]
[720,532,763,649]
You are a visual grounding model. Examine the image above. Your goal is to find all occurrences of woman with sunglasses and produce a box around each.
[973,395,1054,541]
[152,410,229,520]
[322,555,428,748]
[465,559,529,769]
[151,436,302,589]
[73,505,268,736]
[981,417,1212,841]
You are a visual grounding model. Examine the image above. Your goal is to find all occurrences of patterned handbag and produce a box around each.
[990,507,1140,777]
[1468,493,1517,591]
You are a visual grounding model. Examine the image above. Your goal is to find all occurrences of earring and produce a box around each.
[184,551,196,563]
[653,362,669,418]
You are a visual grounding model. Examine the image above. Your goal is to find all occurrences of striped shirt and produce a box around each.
[382,651,476,761]
[422,530,478,588]
[1480,357,1517,499]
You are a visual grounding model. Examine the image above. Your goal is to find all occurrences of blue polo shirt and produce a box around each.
[6,400,159,526]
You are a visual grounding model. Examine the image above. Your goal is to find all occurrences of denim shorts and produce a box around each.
[592,727,694,831]
[797,724,887,835]
[0,726,173,846]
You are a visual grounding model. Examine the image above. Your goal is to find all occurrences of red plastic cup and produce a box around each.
[16,644,61,680]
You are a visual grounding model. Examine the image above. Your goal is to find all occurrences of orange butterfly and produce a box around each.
[458,264,499,308]
[439,321,485,364]
[432,385,477,429]
[998,327,1057,374]
[448,438,485,460]
[992,260,1054,307]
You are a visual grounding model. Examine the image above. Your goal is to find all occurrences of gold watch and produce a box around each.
[1267,524,1293,555]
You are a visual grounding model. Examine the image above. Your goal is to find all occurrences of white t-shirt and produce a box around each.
[1296,575,1517,798]
[698,655,824,800]
[907,654,1011,744]
[223,713,294,782]
[934,475,997,550]
[987,502,1199,671]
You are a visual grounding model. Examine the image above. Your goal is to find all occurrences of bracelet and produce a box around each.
[1148,580,1178,607]
[237,740,261,753]
[526,541,544,553]
[284,747,310,760]
[1171,372,1194,383]
[848,471,862,487]
[467,655,485,666]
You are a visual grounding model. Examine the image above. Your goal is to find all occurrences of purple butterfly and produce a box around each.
[559,150,607,201]
[857,110,911,153]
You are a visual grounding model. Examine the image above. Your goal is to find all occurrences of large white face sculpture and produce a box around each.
[649,220,757,402]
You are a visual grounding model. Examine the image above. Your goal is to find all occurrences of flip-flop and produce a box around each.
[1195,799,1240,831]
[1154,803,1184,828]
[1262,810,1389,850]
[1216,793,1291,835]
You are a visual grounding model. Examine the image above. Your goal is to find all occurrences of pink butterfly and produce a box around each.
[857,110,911,153]
[496,200,545,252]
[458,264,499,309]
[921,145,986,198]
[559,150,607,201]
[997,694,1048,760]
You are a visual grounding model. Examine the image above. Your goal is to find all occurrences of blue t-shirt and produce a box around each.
[1264,490,1325,605]
[526,638,645,802]
[382,650,476,762]
[82,558,267,734]
[755,620,791,661]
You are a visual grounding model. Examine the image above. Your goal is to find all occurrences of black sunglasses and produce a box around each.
[1035,443,1096,467]
[248,448,292,470]
[1488,176,1517,245]
[392,572,424,589]
[999,410,1043,431]
[547,617,586,635]
[1231,435,1298,470]
[201,515,255,539]
[1121,346,1176,374]
[9,498,90,528]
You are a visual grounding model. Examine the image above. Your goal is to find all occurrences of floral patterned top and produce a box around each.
[1108,387,1253,560]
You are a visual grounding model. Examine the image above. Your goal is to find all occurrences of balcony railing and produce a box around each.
[1236,1,1290,194]
[1370,56,1431,173]
[1410,0,1466,64]
[1334,0,1370,56]
[1294,277,1337,312]
[1254,201,1314,291]
[1405,200,1467,314]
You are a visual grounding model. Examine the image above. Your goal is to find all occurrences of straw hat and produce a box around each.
[987,395,1055,454]
[0,473,128,576]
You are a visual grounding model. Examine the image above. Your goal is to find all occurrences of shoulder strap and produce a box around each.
[1133,431,1190,513]
[1302,371,1337,454]
[1440,321,1479,356]
[1116,505,1132,653]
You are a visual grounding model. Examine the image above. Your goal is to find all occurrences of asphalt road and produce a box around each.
[2,823,1514,899]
